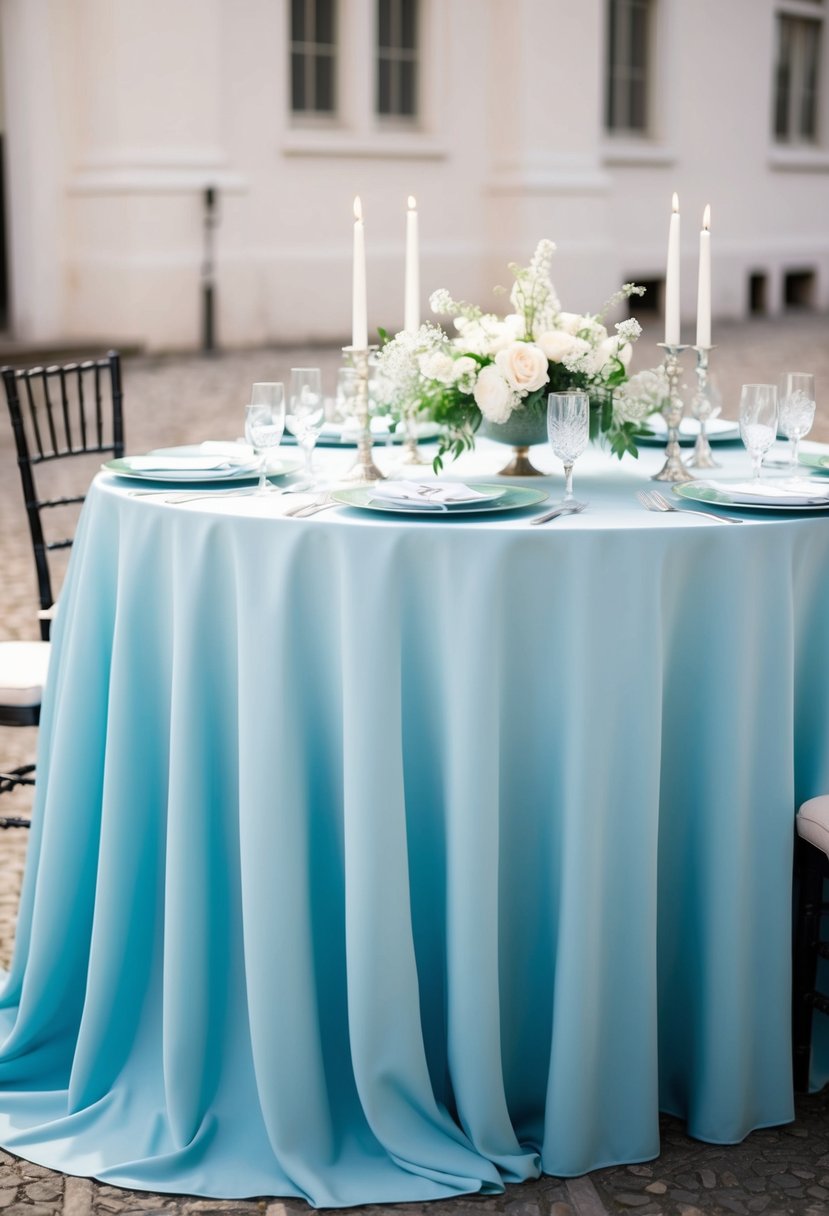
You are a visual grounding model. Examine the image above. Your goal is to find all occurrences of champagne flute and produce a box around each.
[779,372,816,471]
[245,382,285,495]
[287,368,325,485]
[547,391,590,505]
[739,384,778,480]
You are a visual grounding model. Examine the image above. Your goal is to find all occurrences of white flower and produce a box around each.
[452,356,478,391]
[613,367,669,424]
[556,312,584,335]
[503,313,526,339]
[565,346,605,377]
[429,289,456,315]
[418,350,456,384]
[537,331,591,364]
[451,314,514,356]
[529,239,557,279]
[494,342,549,394]
[582,317,609,343]
[596,335,633,372]
[616,317,642,344]
[473,365,515,423]
[484,318,519,354]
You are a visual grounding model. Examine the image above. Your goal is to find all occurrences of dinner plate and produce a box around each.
[675,480,829,512]
[636,416,741,446]
[330,484,548,516]
[281,420,443,447]
[104,452,302,484]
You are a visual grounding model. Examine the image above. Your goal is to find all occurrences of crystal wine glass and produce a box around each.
[739,383,778,480]
[547,391,590,505]
[779,372,816,471]
[245,383,285,495]
[287,368,325,485]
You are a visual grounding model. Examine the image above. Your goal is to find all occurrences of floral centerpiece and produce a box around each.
[376,239,658,472]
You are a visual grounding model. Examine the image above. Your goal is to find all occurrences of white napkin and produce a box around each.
[700,478,829,506]
[370,481,498,509]
[200,441,255,460]
[127,454,252,472]
[321,417,392,442]
[647,415,738,437]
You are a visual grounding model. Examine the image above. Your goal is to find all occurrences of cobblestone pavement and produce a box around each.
[1,316,829,1214]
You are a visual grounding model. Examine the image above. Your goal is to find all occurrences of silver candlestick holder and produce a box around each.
[689,345,719,469]
[652,342,695,483]
[341,345,386,482]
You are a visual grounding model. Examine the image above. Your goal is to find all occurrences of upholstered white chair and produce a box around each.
[793,795,829,1090]
[0,641,51,822]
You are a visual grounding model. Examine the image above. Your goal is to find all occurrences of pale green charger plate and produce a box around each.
[331,483,548,516]
[104,452,302,484]
[799,452,829,475]
[674,481,829,512]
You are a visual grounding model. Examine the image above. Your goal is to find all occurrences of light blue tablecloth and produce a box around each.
[1,442,829,1205]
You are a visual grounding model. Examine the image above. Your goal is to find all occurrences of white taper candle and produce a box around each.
[696,204,712,348]
[352,196,367,349]
[404,196,419,334]
[665,192,681,346]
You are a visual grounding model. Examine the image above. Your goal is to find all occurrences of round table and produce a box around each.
[1,438,828,1207]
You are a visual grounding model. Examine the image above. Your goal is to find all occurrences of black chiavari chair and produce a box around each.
[0,352,124,827]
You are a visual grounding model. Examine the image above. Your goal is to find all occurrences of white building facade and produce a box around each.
[0,0,827,351]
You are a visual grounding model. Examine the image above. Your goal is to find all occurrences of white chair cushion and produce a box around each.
[797,795,829,860]
[0,640,51,708]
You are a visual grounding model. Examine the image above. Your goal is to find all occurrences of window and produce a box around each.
[749,272,769,315]
[290,0,337,115]
[784,268,817,308]
[377,0,419,120]
[606,0,653,134]
[625,276,662,315]
[774,12,822,143]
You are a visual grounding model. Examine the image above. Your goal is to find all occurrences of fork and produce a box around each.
[283,494,335,518]
[164,488,256,504]
[530,501,587,525]
[637,489,743,523]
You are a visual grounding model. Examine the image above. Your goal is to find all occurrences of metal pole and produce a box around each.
[201,185,218,354]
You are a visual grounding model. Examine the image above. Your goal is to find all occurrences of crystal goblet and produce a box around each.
[288,368,325,487]
[245,383,285,495]
[779,372,816,471]
[547,391,590,505]
[739,383,778,480]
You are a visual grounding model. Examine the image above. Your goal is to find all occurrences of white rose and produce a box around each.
[473,365,515,423]
[537,331,591,364]
[494,342,549,394]
[418,351,456,384]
